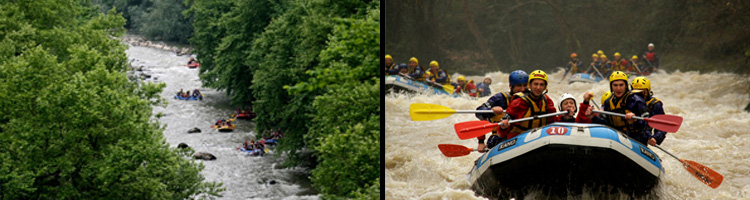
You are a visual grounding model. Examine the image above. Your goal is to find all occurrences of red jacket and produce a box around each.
[456,82,478,97]
[505,93,559,138]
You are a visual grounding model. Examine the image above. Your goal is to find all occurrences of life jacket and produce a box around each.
[510,92,551,134]
[408,65,426,81]
[568,60,580,74]
[429,69,451,85]
[644,96,662,133]
[645,51,656,62]
[489,92,513,123]
[611,58,627,71]
[385,63,396,75]
[604,92,639,133]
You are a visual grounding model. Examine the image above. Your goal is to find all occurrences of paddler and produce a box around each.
[455,76,477,97]
[384,54,397,75]
[499,70,565,139]
[406,57,426,81]
[427,61,451,87]
[557,92,593,123]
[475,70,528,152]
[631,77,667,145]
[641,43,659,73]
[585,71,652,145]
[561,53,583,81]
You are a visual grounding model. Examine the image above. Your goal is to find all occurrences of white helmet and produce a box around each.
[648,43,655,48]
[559,93,577,114]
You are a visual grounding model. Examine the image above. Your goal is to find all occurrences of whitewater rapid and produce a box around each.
[385,70,750,199]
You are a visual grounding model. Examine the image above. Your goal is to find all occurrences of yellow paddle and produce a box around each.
[409,103,492,121]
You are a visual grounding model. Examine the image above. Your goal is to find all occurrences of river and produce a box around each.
[385,70,750,199]
[125,44,319,199]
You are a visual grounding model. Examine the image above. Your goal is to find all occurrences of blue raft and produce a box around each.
[174,94,203,101]
[568,73,604,84]
[469,122,663,197]
[385,75,457,97]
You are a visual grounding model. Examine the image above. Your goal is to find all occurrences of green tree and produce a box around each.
[0,1,221,199]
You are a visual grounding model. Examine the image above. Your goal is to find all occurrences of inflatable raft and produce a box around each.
[174,94,203,101]
[239,147,269,156]
[568,73,604,84]
[215,124,235,132]
[470,122,663,197]
[385,75,456,97]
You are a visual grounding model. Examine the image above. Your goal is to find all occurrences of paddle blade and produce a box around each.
[442,84,455,94]
[646,114,683,133]
[409,103,457,121]
[438,144,472,157]
[682,159,723,189]
[454,120,495,140]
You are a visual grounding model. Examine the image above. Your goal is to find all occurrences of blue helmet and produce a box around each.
[398,63,407,70]
[509,70,529,86]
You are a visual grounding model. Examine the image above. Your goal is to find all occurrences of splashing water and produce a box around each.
[385,70,750,199]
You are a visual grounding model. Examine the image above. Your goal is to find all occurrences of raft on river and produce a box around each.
[385,75,457,97]
[470,122,663,197]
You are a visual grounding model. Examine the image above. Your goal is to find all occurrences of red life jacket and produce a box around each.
[645,52,656,62]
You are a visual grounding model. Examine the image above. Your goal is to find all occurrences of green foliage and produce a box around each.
[0,1,220,199]
[136,0,193,43]
[187,0,380,198]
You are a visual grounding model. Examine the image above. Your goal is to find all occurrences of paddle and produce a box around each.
[403,73,455,94]
[591,110,683,133]
[437,144,487,157]
[409,103,493,121]
[454,111,568,139]
[652,145,723,188]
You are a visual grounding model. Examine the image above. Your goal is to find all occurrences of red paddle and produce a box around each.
[592,110,682,133]
[437,144,485,157]
[653,145,723,188]
[454,111,568,140]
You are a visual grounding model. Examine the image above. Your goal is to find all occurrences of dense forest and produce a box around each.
[95,0,193,44]
[186,0,381,198]
[0,0,221,199]
[385,0,750,75]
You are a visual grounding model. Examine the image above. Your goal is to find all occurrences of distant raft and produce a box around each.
[385,75,457,97]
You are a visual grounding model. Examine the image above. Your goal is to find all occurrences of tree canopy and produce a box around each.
[0,1,221,199]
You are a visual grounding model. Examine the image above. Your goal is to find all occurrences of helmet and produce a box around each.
[457,76,466,82]
[528,70,548,85]
[409,57,418,65]
[609,71,629,91]
[600,55,607,59]
[571,53,578,58]
[648,43,655,48]
[508,70,529,86]
[597,50,604,55]
[601,91,612,105]
[398,63,407,69]
[429,61,439,68]
[631,76,651,92]
[614,52,621,57]
[631,55,638,60]
[385,54,392,60]
[559,93,577,113]
[592,54,599,58]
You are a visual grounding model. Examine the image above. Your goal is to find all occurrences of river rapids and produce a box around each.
[385,70,750,199]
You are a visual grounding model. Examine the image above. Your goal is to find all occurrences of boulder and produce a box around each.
[187,127,201,133]
[177,143,189,149]
[193,152,216,160]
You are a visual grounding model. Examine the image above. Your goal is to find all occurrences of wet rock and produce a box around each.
[187,127,201,133]
[178,143,189,149]
[745,102,750,112]
[193,152,216,160]
[268,180,277,185]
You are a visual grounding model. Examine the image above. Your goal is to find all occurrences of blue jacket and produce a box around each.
[475,92,512,121]
[385,63,398,75]
[432,70,449,85]
[475,82,492,97]
[592,91,652,145]
[408,66,425,80]
[636,93,667,144]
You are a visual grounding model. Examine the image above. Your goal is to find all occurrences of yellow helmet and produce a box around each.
[429,61,439,68]
[631,55,638,60]
[571,53,578,58]
[425,71,432,76]
[631,76,651,91]
[600,55,607,59]
[385,54,392,60]
[597,50,604,55]
[457,76,466,82]
[614,52,621,57]
[528,70,548,85]
[609,71,628,83]
[409,57,418,65]
[601,91,612,104]
[592,54,599,58]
